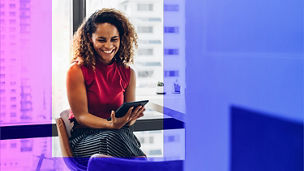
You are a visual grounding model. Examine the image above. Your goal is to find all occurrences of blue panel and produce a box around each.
[164,26,179,33]
[164,48,179,55]
[230,106,303,171]
[204,0,304,53]
[164,4,179,12]
[185,0,303,170]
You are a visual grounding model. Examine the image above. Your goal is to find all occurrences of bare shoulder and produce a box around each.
[128,66,135,83]
[129,67,135,76]
[123,64,135,76]
[67,62,83,81]
[68,62,82,72]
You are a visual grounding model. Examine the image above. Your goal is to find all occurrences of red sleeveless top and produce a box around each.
[69,61,131,120]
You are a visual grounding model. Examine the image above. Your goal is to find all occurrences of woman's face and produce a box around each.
[91,23,120,64]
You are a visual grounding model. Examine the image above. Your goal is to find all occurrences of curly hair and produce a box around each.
[72,8,138,68]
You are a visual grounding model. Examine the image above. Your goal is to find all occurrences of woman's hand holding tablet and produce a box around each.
[115,100,149,118]
[108,100,149,129]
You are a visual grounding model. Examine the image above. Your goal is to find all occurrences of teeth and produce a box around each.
[103,50,113,54]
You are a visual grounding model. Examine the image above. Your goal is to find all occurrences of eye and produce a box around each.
[97,39,106,42]
[111,38,118,42]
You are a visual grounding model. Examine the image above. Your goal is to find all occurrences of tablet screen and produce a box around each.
[115,100,149,118]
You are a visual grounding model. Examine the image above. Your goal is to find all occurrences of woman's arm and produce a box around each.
[124,68,145,126]
[66,63,132,129]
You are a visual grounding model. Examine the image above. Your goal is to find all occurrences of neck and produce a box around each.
[98,58,115,65]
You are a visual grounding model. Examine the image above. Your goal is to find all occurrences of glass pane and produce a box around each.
[51,0,72,158]
[0,137,70,170]
[86,0,164,105]
[51,0,72,123]
[0,0,52,126]
[86,0,165,158]
[163,0,185,114]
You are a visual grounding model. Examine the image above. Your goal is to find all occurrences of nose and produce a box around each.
[104,41,113,49]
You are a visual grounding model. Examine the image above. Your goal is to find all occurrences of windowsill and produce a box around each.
[0,102,184,140]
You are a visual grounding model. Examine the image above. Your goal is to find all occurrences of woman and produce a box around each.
[66,8,146,165]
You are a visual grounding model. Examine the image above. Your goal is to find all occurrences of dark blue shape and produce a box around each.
[163,118,184,130]
[0,124,53,140]
[164,27,179,33]
[164,48,179,55]
[63,157,87,171]
[230,106,303,171]
[87,157,183,171]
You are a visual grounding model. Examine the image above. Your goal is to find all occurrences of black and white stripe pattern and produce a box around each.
[69,124,146,166]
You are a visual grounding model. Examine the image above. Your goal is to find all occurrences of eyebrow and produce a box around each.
[97,36,119,39]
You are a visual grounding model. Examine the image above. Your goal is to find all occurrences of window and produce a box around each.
[164,48,179,55]
[52,0,72,122]
[9,12,15,16]
[164,4,179,12]
[164,26,179,33]
[138,48,154,56]
[10,112,16,117]
[9,19,16,24]
[0,0,184,164]
[164,70,179,77]
[137,3,153,11]
[9,4,16,8]
[138,70,154,78]
[137,26,153,33]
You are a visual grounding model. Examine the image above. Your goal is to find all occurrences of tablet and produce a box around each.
[115,100,149,118]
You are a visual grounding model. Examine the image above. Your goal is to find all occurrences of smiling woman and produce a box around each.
[66,8,145,166]
[72,8,137,68]
[91,23,120,64]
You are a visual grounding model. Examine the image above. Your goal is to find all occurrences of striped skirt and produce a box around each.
[69,124,146,166]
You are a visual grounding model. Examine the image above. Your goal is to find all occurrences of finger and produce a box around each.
[131,113,144,122]
[125,107,134,119]
[129,114,137,121]
[136,113,144,119]
[111,110,115,120]
[130,108,144,121]
[132,106,142,115]
[110,111,116,127]
[133,106,142,114]
[137,107,145,114]
[129,106,140,118]
[132,108,144,120]
[138,113,144,118]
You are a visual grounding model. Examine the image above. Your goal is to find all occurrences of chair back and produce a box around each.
[87,157,183,171]
[56,109,74,157]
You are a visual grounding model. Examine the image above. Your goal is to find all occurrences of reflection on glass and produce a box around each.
[0,0,52,125]
[0,138,69,171]
[52,0,72,122]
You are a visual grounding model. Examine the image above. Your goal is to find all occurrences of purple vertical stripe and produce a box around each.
[0,0,53,170]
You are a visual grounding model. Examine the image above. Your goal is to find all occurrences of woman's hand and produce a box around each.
[110,107,133,129]
[128,106,145,126]
[110,106,145,129]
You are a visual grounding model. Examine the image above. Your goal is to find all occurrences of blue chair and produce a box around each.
[87,157,183,171]
[56,109,183,171]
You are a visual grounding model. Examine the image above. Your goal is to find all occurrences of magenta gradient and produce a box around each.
[0,0,55,170]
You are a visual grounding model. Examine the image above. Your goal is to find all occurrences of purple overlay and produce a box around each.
[0,0,187,170]
[0,0,52,170]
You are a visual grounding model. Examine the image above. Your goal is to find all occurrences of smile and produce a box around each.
[102,49,115,54]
